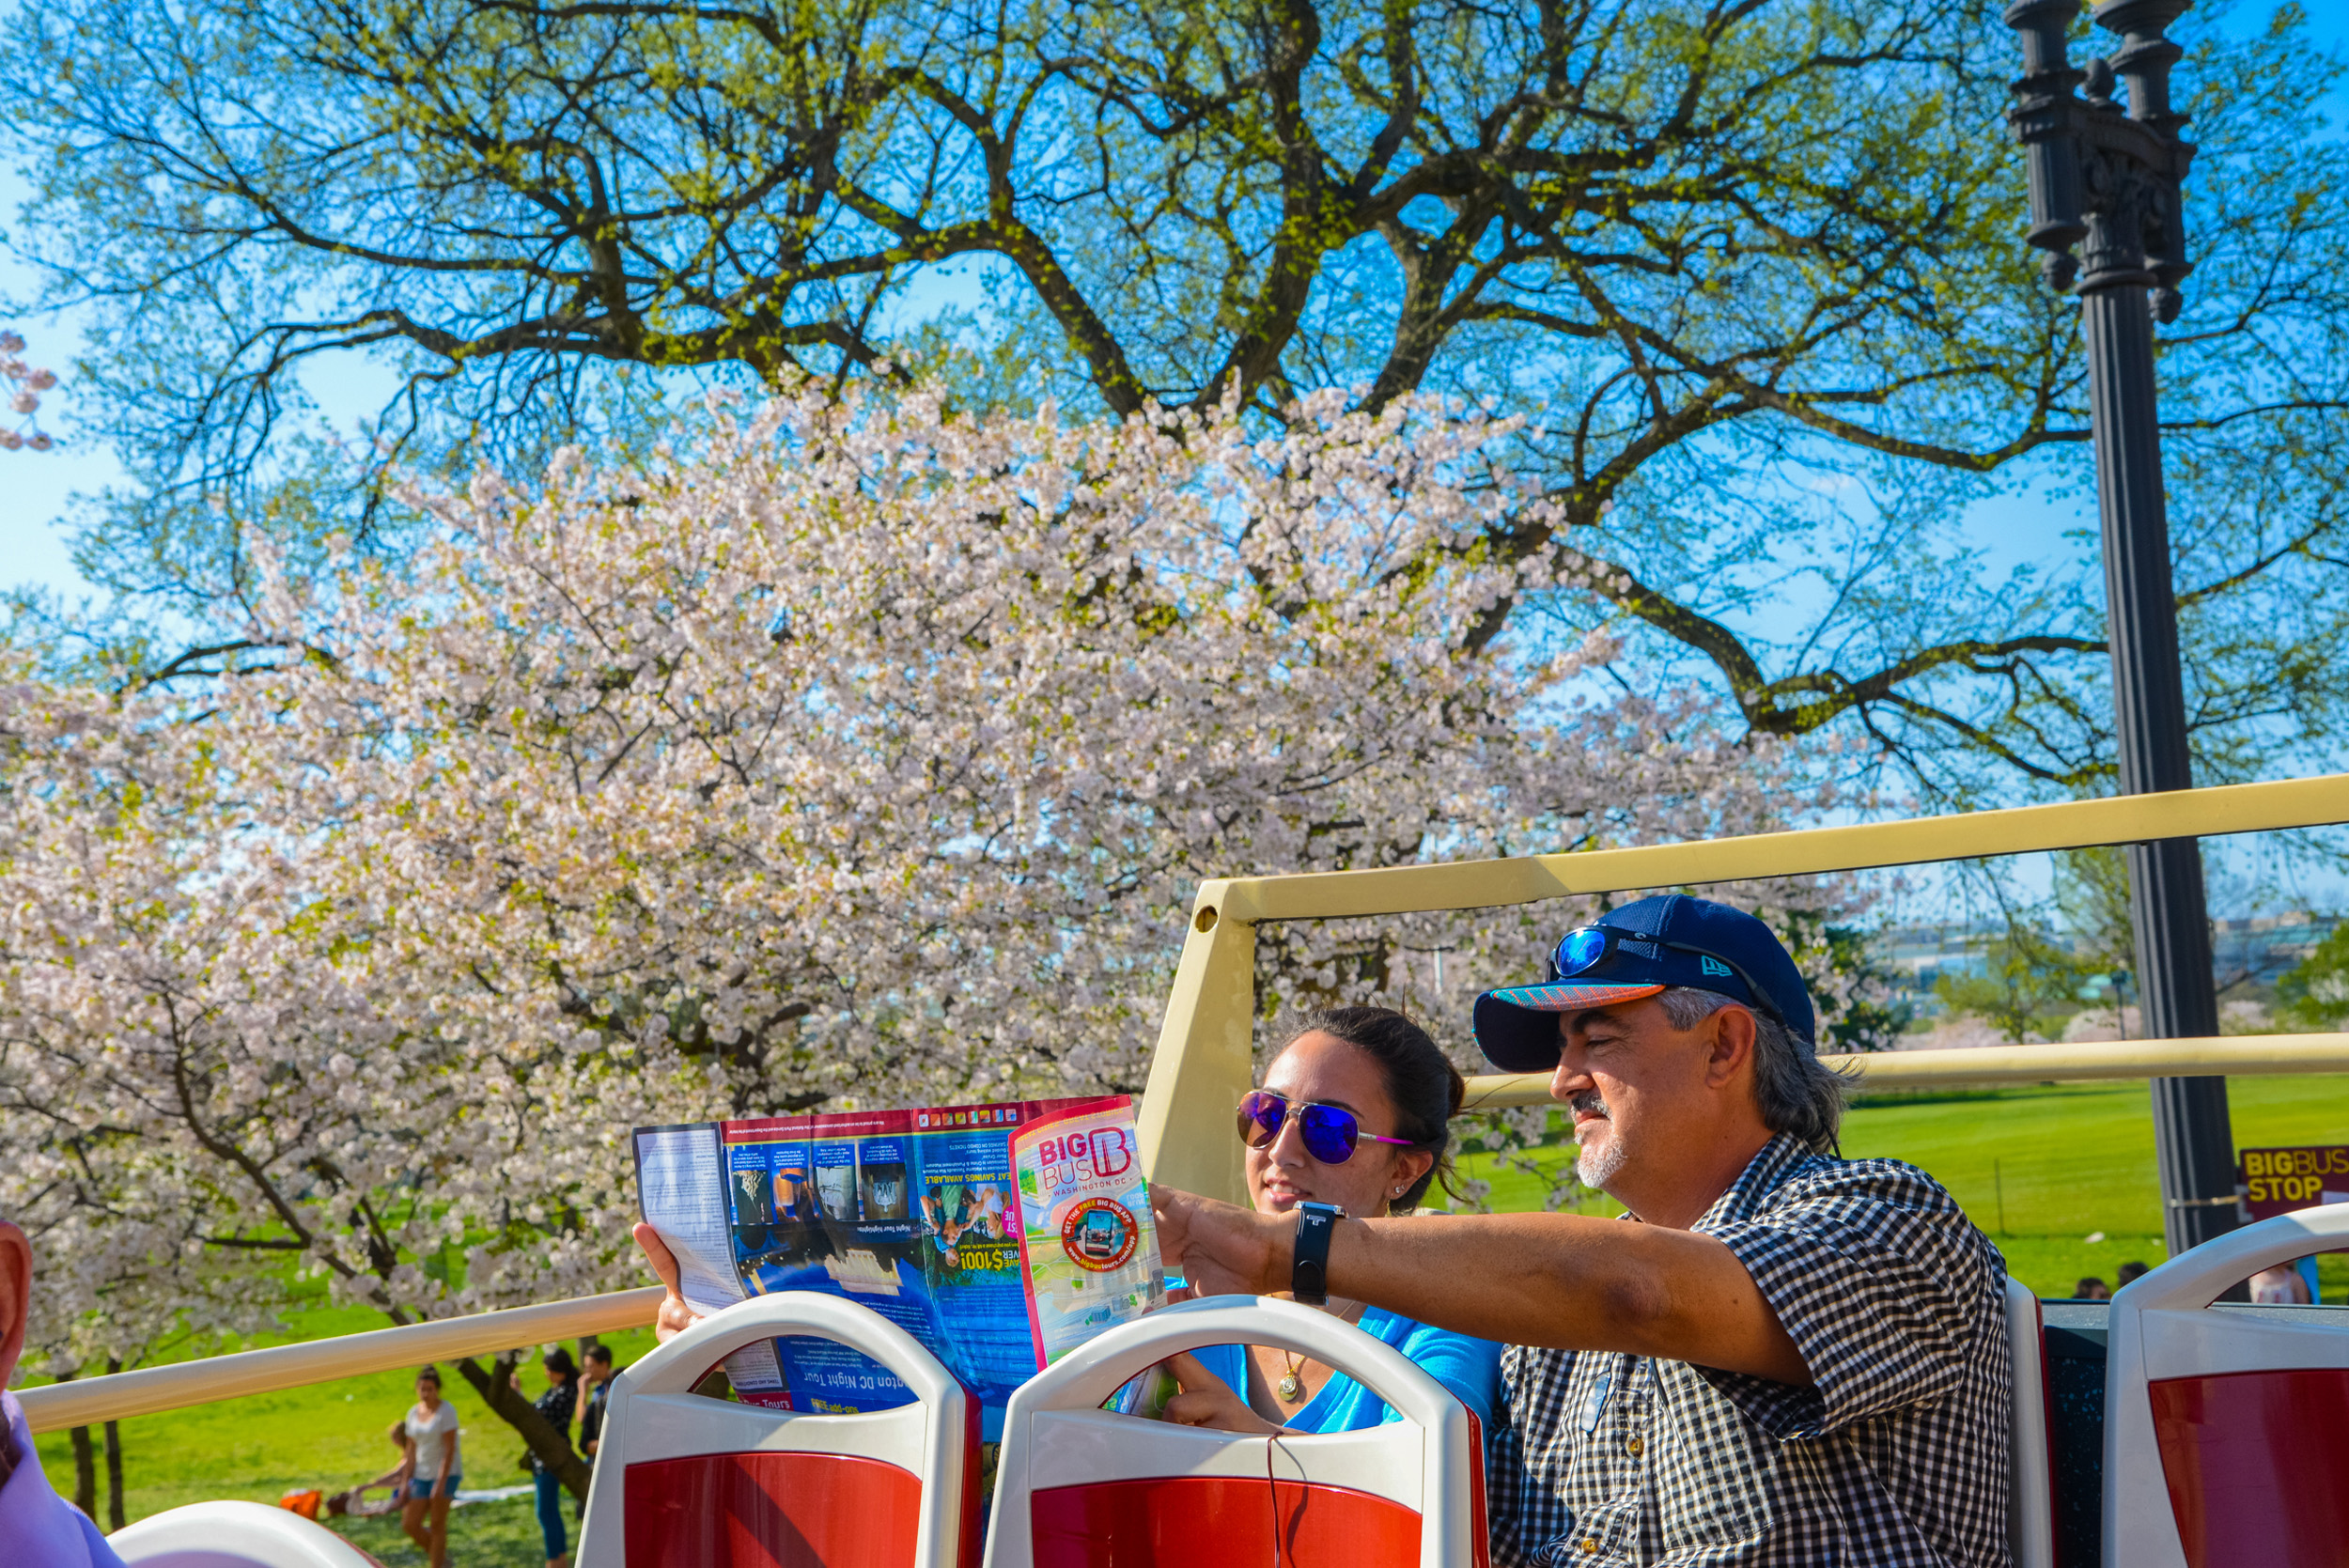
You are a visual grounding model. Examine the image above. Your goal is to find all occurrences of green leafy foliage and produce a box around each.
[2278,920,2349,1030]
[2052,846,2136,973]
[1932,925,2100,1044]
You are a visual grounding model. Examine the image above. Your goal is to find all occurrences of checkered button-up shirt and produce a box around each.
[1488,1133,2011,1566]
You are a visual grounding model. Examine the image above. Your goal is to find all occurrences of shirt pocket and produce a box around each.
[1648,1373,1776,1550]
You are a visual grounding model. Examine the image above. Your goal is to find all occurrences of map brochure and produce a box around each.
[632,1094,1167,1428]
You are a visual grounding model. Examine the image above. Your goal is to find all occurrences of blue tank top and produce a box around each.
[1188,1306,1501,1432]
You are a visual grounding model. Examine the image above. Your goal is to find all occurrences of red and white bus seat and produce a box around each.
[2104,1201,2349,1568]
[982,1295,1486,1568]
[577,1291,980,1568]
[109,1498,383,1566]
[2003,1275,2055,1568]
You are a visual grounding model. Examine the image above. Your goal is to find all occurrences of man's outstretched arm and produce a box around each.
[1150,1186,1811,1386]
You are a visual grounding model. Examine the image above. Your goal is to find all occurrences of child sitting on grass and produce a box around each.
[327,1420,416,1518]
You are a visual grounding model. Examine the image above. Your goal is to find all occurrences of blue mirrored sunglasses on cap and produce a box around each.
[1550,924,1795,1032]
[1237,1090,1418,1165]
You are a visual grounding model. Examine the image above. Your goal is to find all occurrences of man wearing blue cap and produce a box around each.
[1152,895,2009,1566]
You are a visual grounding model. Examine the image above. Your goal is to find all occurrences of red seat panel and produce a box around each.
[1273,1480,1423,1566]
[1029,1473,1425,1568]
[1030,1477,1280,1568]
[1465,1406,1491,1568]
[2149,1368,2349,1568]
[624,1452,922,1568]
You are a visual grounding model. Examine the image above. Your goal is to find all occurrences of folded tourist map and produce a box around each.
[633,1094,1167,1425]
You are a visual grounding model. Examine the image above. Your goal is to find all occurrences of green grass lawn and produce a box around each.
[1840,1075,2349,1299]
[330,1493,550,1567]
[22,1073,2349,1560]
[27,1307,661,1537]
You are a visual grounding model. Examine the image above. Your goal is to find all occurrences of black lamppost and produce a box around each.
[2004,0,2240,1260]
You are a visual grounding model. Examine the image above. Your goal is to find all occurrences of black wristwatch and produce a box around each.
[1290,1201,1345,1306]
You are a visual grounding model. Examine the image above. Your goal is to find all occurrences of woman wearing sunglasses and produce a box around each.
[1157,1005,1501,1436]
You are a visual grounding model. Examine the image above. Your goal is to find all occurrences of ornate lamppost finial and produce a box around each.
[2003,0,2195,320]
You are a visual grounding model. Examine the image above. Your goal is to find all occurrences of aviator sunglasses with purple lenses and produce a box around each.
[1237,1089,1419,1165]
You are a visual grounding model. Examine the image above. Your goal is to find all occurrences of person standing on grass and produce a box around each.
[0,1216,128,1566]
[531,1347,579,1568]
[1152,895,2013,1566]
[401,1366,460,1568]
[574,1343,615,1523]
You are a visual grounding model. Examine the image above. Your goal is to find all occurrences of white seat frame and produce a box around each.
[2003,1275,2056,1568]
[576,1290,974,1568]
[109,1498,381,1567]
[983,1293,1482,1568]
[2103,1202,2349,1568]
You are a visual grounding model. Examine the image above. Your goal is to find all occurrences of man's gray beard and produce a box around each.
[1576,1130,1629,1191]
[1571,1092,1628,1190]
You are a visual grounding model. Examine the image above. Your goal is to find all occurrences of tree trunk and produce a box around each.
[454,1353,591,1500]
[101,1423,124,1529]
[101,1357,125,1529]
[69,1427,96,1516]
[67,1381,97,1520]
[52,1366,96,1518]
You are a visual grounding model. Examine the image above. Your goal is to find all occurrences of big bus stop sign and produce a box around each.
[2004,0,2240,1258]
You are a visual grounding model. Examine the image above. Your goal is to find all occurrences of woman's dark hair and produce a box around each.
[415,1365,442,1387]
[1274,1005,1465,1214]
[543,1347,578,1379]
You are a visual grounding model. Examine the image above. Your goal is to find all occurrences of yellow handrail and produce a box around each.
[1460,1033,2349,1110]
[1212,772,2349,924]
[16,1286,663,1436]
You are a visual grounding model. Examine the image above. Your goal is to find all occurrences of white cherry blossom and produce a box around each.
[0,384,1844,1367]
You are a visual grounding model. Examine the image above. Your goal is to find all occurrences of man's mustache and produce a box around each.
[1569,1090,1609,1120]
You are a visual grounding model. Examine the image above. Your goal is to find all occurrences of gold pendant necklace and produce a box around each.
[1277,1350,1305,1403]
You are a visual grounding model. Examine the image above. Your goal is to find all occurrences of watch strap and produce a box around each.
[1290,1201,1343,1306]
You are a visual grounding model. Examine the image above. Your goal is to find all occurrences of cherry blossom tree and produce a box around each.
[0,385,1848,1448]
[0,332,56,450]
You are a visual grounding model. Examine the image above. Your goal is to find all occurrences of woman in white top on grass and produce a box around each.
[401,1366,462,1568]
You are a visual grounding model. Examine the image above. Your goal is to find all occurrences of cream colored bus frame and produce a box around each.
[1137,772,2349,1199]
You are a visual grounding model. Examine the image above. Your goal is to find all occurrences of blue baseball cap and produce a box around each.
[1471,894,1818,1072]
